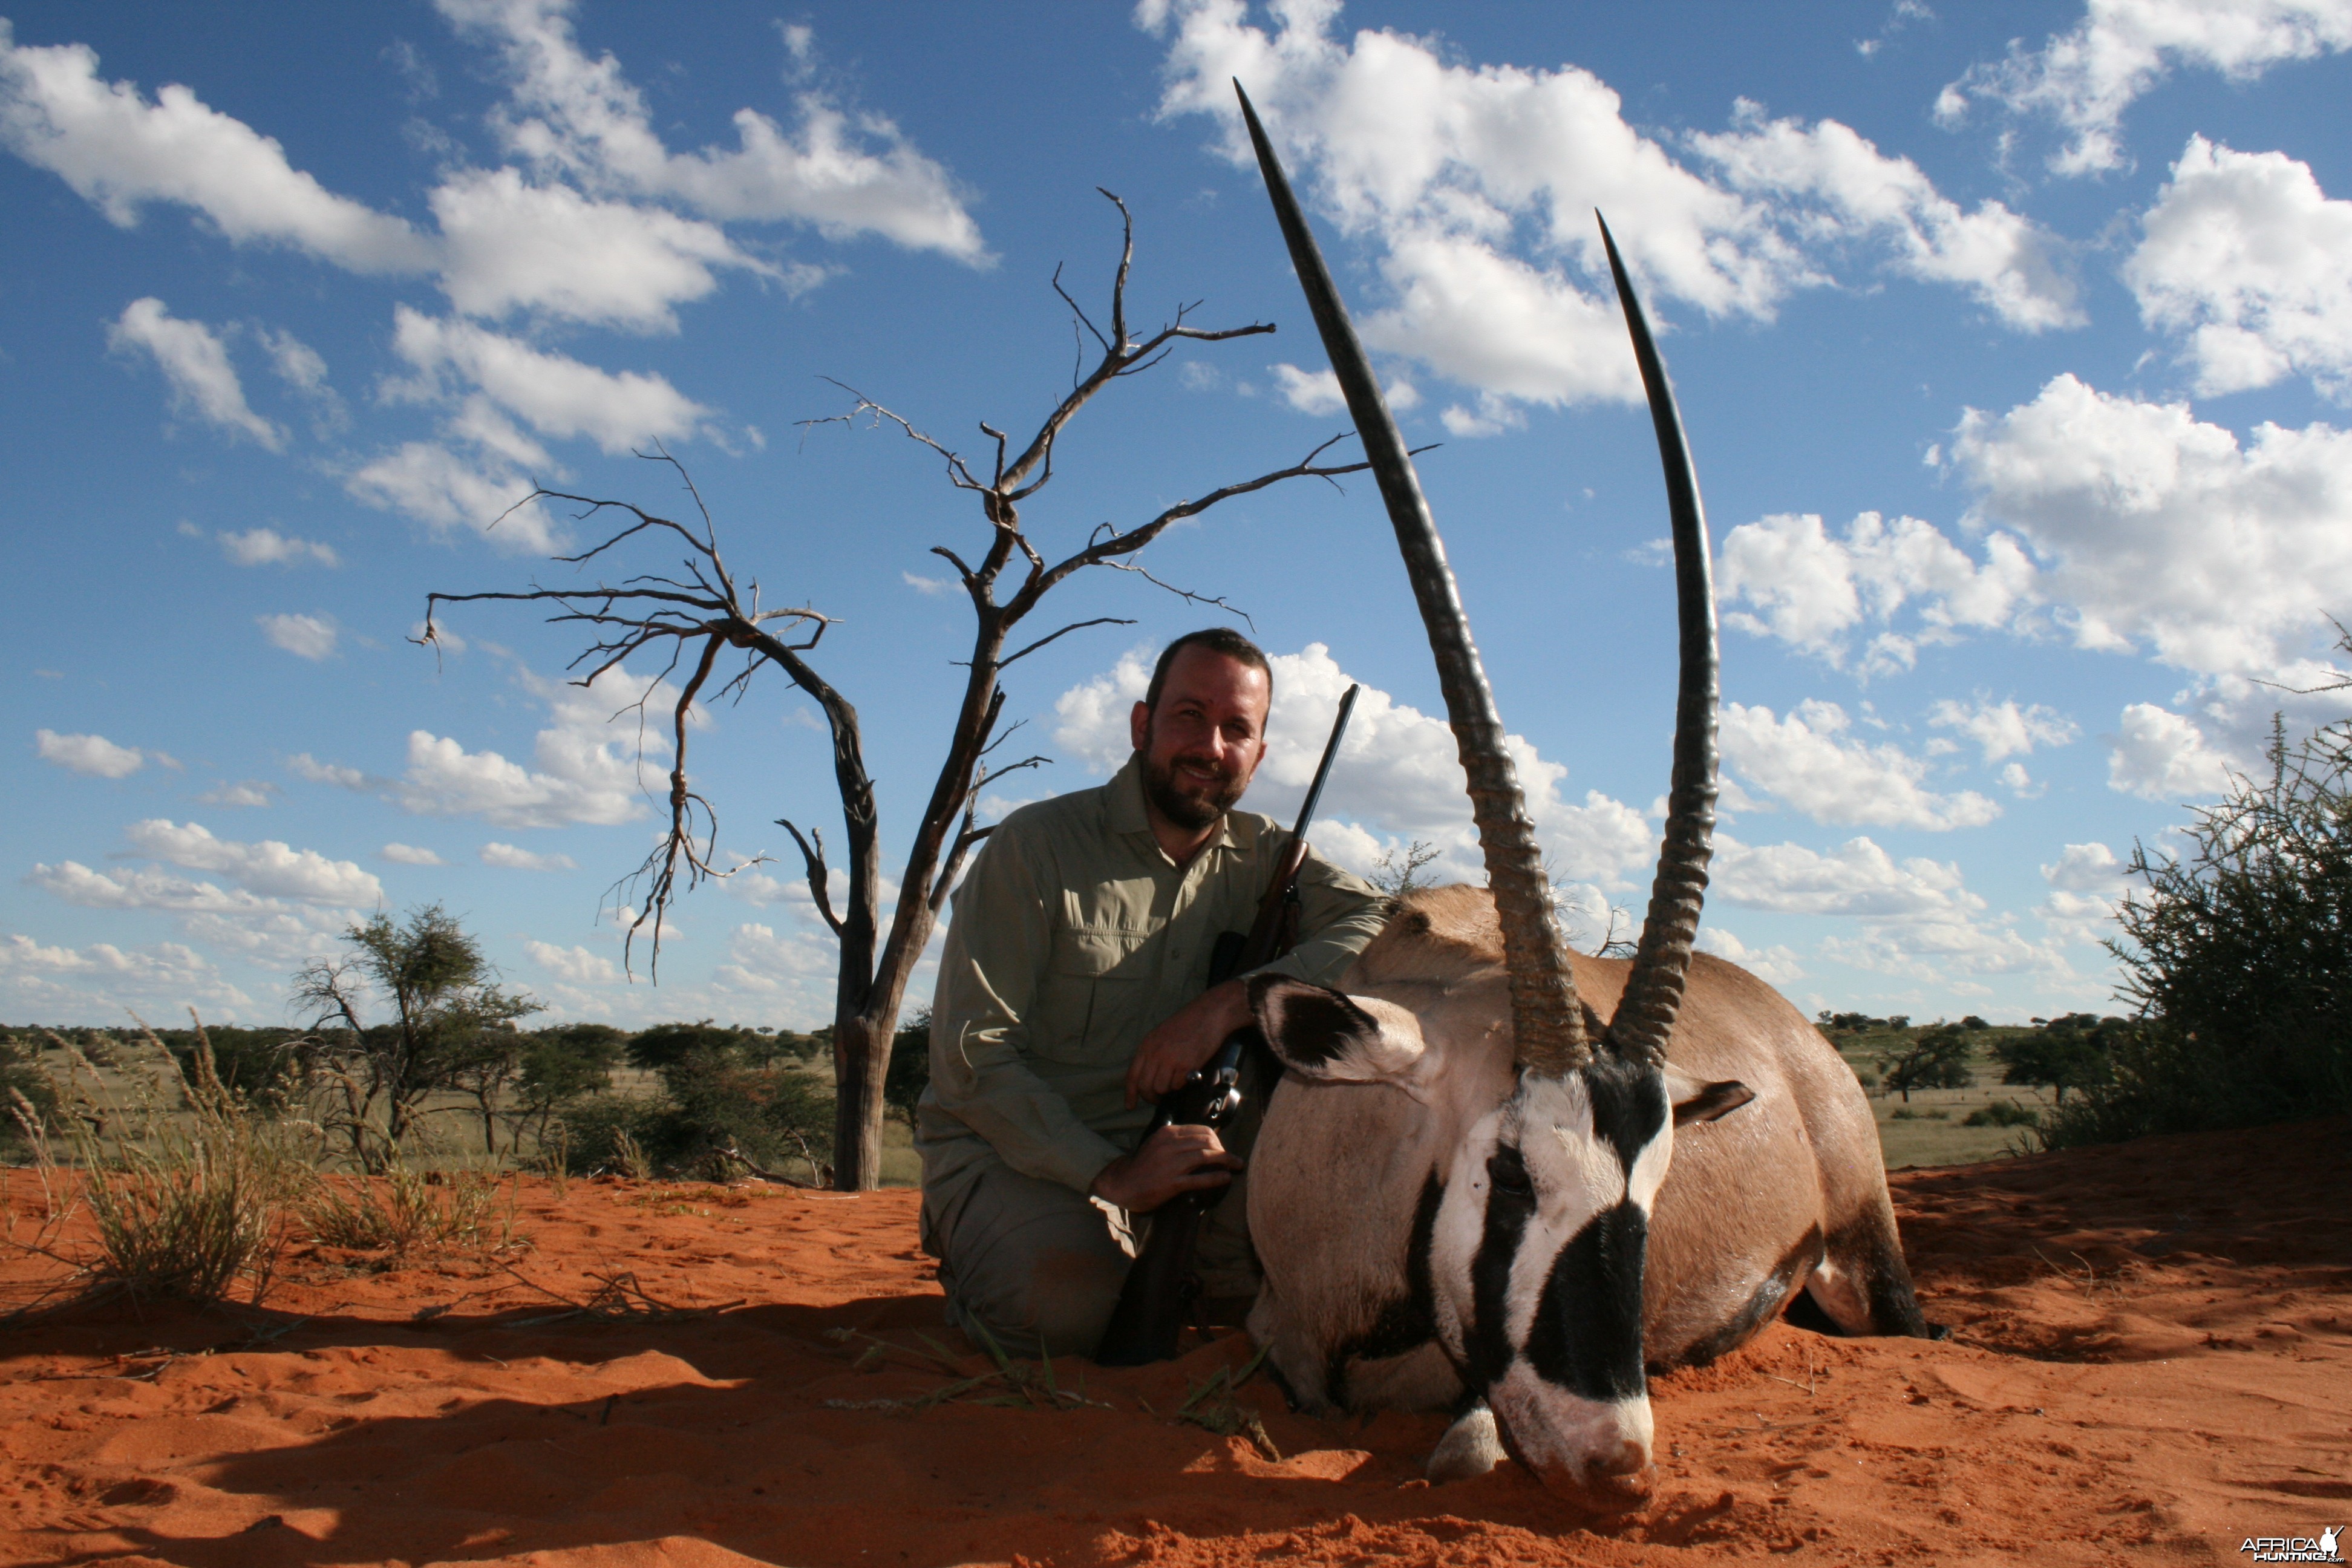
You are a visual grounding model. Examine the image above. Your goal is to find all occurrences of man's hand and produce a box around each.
[1125,977,1252,1108]
[1089,1123,1241,1214]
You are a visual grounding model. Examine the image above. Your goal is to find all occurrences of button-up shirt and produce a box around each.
[916,754,1388,1206]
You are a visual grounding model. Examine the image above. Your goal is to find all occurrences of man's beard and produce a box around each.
[1143,750,1247,831]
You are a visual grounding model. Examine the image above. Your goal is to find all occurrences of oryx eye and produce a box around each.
[1486,1146,1533,1200]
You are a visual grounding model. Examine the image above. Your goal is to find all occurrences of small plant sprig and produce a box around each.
[818,1324,1114,1413]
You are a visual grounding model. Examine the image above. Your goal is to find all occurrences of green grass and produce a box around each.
[1823,1025,2052,1169]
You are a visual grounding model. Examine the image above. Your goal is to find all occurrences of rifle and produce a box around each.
[1094,683,1359,1365]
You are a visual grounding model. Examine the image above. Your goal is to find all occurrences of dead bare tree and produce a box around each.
[422,192,1371,1188]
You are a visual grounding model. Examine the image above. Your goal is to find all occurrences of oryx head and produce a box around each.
[1238,82,1726,1496]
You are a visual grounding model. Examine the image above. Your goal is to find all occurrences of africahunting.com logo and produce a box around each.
[2241,1527,2343,1564]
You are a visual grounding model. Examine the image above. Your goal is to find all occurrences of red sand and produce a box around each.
[2,1117,2345,1567]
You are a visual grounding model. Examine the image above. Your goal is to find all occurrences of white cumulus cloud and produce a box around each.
[524,938,616,983]
[1734,377,2352,685]
[27,860,351,968]
[108,298,283,449]
[1954,373,2352,678]
[0,22,435,271]
[257,612,338,661]
[36,728,144,778]
[1689,100,2080,332]
[195,779,278,808]
[1140,0,2075,428]
[428,165,771,332]
[219,527,338,567]
[482,841,578,872]
[393,664,682,829]
[1713,833,1973,918]
[0,932,251,1018]
[1714,831,2073,984]
[1717,509,2034,673]
[1936,0,2352,177]
[1720,700,2001,830]
[2039,839,2134,942]
[2126,136,2352,402]
[381,843,446,866]
[437,0,987,261]
[2108,701,2236,800]
[387,305,710,454]
[121,818,382,904]
[344,437,558,555]
[1269,362,1347,416]
[286,753,378,791]
[709,919,838,996]
[1926,696,2079,763]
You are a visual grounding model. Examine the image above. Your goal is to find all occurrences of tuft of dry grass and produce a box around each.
[609,1127,653,1181]
[23,1018,311,1308]
[1170,1343,1281,1460]
[298,1163,517,1256]
[815,1324,1114,1415]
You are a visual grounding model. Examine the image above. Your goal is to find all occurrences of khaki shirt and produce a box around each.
[916,754,1388,1205]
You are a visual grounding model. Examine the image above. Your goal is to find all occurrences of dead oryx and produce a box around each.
[1231,84,1935,1499]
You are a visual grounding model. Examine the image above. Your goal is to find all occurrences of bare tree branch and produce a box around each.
[1014,432,1375,610]
[996,617,1137,669]
[777,818,844,937]
[430,196,1391,1189]
[1095,557,1255,629]
[1051,261,1111,359]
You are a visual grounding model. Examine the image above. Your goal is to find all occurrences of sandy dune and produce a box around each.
[2,1116,2345,1567]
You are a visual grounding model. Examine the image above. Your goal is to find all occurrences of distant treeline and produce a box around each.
[1,1016,937,1182]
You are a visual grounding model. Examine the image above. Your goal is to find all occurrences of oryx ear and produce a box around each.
[1665,1067,1755,1126]
[1249,975,1427,1085]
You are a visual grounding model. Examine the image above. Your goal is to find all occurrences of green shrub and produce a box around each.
[1877,1027,1973,1102]
[550,1043,834,1181]
[643,1050,833,1178]
[2050,716,2352,1148]
[288,905,540,1170]
[627,1019,756,1071]
[1994,1013,2122,1104]
[743,1028,823,1066]
[1962,1099,2039,1128]
[550,1094,668,1175]
[887,1010,932,1127]
[299,1165,509,1255]
[150,1025,300,1098]
[1,1033,58,1154]
[509,1024,624,1148]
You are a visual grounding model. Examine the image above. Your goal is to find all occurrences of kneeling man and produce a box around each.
[916,629,1387,1357]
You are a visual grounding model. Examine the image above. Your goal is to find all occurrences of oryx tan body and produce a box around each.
[1247,884,1922,1416]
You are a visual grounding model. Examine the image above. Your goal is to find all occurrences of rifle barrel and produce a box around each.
[1291,684,1358,840]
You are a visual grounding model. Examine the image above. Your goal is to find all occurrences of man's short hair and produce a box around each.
[1143,627,1272,712]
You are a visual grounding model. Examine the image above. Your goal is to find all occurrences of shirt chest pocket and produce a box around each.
[1025,927,1152,1065]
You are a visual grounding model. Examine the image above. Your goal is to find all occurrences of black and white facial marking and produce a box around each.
[1428,1051,1672,1491]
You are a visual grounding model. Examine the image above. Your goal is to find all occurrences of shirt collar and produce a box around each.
[1107,754,1263,857]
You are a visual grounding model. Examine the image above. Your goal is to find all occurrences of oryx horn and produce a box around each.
[1236,80,1590,1074]
[1595,212,1720,1069]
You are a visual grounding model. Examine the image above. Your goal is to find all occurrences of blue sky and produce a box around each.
[6,0,2350,1031]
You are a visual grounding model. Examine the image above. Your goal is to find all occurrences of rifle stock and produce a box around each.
[1094,687,1356,1366]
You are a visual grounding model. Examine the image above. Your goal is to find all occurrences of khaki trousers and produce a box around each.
[923,1075,1266,1361]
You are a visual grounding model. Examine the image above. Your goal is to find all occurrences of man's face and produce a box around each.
[1129,647,1272,832]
